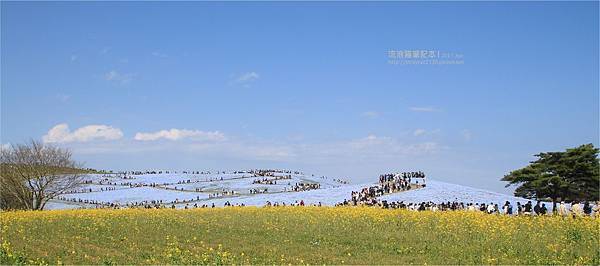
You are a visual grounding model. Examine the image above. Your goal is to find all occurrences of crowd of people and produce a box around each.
[349,172,425,205]
[332,178,349,185]
[57,169,600,218]
[556,201,598,217]
[309,174,349,185]
[180,201,250,209]
[251,169,303,177]
[265,200,321,207]
[87,175,248,191]
[56,193,211,209]
[61,169,340,210]
[252,175,292,185]
[378,171,425,184]
[291,182,320,192]
[55,192,600,217]
[64,186,122,194]
[207,190,236,198]
[333,198,600,217]
[249,188,269,194]
[100,169,309,177]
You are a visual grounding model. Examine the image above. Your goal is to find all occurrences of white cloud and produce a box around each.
[361,111,380,119]
[100,46,111,54]
[105,70,134,84]
[237,72,259,82]
[230,72,260,87]
[152,51,168,58]
[43,123,124,143]
[134,129,226,142]
[70,55,78,62]
[409,106,438,112]
[187,141,294,161]
[56,94,71,102]
[68,136,290,161]
[412,128,440,137]
[365,134,378,141]
[325,134,441,158]
[59,131,442,167]
[461,129,472,141]
[413,129,426,136]
[348,134,396,149]
[405,142,440,154]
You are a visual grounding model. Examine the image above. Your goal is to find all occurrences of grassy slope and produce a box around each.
[1,207,599,265]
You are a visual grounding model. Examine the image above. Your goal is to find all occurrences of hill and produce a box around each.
[45,171,532,209]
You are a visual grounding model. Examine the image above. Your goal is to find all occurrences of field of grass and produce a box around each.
[1,207,598,265]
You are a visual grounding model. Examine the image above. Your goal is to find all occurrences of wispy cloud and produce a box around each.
[186,141,294,161]
[56,94,71,102]
[230,72,260,88]
[43,123,124,143]
[59,130,441,162]
[361,111,380,119]
[151,51,169,58]
[309,134,442,161]
[70,55,78,62]
[134,128,226,142]
[100,46,111,54]
[63,131,292,162]
[332,135,441,161]
[409,106,439,112]
[105,70,135,84]
[413,128,440,137]
[413,129,426,136]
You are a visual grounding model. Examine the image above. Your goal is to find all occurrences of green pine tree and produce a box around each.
[502,144,599,212]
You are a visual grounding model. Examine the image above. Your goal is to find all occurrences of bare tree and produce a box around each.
[0,140,84,210]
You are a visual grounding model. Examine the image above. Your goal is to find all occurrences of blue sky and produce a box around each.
[1,2,598,193]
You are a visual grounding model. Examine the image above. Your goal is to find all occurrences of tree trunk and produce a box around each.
[40,199,48,211]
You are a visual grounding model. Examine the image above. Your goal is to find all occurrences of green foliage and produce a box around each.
[502,144,600,202]
[0,241,48,265]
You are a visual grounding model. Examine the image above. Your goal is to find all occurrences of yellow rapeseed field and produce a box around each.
[1,207,598,265]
